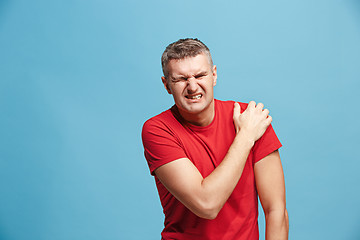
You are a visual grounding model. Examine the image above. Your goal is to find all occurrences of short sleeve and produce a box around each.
[142,118,187,175]
[252,124,282,163]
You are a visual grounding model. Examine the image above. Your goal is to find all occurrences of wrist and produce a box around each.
[234,131,255,148]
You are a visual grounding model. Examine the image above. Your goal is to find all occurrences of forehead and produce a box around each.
[167,53,212,77]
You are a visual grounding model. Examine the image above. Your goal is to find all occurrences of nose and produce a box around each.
[187,77,198,93]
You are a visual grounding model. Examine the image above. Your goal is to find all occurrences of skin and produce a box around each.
[157,53,289,239]
[255,150,289,239]
[161,53,217,126]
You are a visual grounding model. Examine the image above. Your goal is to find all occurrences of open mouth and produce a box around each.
[186,94,202,100]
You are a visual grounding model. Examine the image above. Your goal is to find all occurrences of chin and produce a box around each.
[182,104,207,114]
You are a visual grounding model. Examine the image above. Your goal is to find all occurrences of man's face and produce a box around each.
[162,53,217,119]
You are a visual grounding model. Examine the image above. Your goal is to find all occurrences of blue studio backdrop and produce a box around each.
[0,0,359,239]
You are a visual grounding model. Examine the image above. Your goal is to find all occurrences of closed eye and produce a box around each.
[195,72,207,79]
[171,77,187,82]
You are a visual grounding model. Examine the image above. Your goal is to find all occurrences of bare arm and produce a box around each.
[155,101,272,219]
[255,150,289,240]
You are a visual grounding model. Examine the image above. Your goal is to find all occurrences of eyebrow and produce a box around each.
[194,71,208,77]
[172,71,209,80]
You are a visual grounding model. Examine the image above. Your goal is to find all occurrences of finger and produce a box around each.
[264,115,273,126]
[248,101,256,109]
[263,108,269,116]
[256,102,264,110]
[233,102,241,118]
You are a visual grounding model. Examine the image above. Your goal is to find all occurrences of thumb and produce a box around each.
[233,102,241,119]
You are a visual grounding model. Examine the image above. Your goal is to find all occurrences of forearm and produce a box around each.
[199,132,254,218]
[155,101,271,219]
[265,209,289,240]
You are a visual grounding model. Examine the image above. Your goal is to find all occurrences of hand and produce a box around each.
[233,101,272,142]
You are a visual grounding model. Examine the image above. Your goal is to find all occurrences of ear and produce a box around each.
[161,76,172,94]
[212,65,217,86]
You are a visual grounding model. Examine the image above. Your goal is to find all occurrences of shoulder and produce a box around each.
[142,109,172,134]
[143,109,170,128]
[142,107,185,142]
[215,99,248,113]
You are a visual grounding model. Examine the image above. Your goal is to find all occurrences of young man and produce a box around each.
[142,38,289,240]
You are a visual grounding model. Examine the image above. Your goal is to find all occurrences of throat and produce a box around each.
[178,100,215,127]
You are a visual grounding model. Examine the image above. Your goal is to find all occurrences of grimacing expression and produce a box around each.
[162,53,217,118]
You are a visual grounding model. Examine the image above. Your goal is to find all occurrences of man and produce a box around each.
[142,38,289,239]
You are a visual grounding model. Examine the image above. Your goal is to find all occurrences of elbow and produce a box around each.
[192,201,222,220]
[195,209,219,220]
[198,209,219,220]
[183,189,225,219]
[285,208,289,227]
[265,207,289,224]
[281,208,289,225]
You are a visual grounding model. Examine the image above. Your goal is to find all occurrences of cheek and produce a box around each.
[173,84,186,94]
[203,82,214,92]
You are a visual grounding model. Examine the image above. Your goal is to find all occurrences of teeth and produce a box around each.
[188,94,201,99]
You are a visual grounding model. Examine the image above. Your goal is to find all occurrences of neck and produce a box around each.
[178,99,215,127]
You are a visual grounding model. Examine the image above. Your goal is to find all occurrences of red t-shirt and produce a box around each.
[142,99,282,240]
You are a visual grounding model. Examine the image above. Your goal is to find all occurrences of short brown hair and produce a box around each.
[161,38,213,78]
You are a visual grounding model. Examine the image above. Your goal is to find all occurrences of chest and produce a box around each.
[177,118,236,177]
[174,118,256,198]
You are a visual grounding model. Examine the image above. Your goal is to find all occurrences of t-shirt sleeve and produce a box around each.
[142,118,187,175]
[252,123,282,163]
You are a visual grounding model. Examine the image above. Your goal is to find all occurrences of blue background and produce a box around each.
[1,0,359,239]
